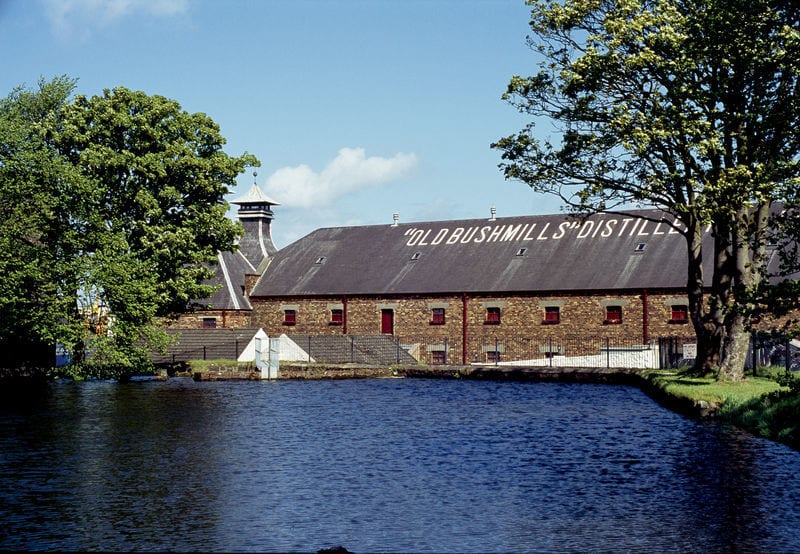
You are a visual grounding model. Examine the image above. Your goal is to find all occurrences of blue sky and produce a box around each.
[1,0,561,248]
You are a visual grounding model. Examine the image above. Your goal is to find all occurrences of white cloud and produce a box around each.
[265,147,418,208]
[43,0,187,37]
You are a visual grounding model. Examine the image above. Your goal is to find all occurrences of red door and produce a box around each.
[381,309,394,334]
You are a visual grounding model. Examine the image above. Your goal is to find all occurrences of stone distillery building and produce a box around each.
[245,202,710,365]
[166,185,799,367]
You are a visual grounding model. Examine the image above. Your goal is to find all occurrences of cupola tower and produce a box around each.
[230,172,281,265]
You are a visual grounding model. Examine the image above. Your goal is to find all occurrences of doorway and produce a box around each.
[381,309,394,335]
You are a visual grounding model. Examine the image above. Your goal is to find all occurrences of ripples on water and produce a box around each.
[1,377,799,552]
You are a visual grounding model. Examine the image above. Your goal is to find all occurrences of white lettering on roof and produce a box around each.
[403,217,695,248]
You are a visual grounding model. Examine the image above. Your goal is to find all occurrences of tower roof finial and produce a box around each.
[232,180,281,207]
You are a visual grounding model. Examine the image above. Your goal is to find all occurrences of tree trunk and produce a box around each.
[684,214,722,373]
[718,312,748,381]
[695,322,722,373]
[716,202,770,381]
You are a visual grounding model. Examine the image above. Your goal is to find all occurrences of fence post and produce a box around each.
[203,345,206,360]
[787,337,791,374]
[549,337,553,368]
[606,337,610,368]
[308,335,312,363]
[444,337,448,365]
[350,336,354,364]
[396,337,401,364]
[235,339,238,360]
[495,337,499,366]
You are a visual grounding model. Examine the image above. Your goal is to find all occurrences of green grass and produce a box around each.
[188,359,236,368]
[643,369,786,405]
[643,368,800,450]
[186,359,253,372]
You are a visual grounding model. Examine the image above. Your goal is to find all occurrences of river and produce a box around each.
[1,377,799,552]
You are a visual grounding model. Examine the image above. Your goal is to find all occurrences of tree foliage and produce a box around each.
[0,77,258,376]
[493,0,800,380]
[0,76,88,363]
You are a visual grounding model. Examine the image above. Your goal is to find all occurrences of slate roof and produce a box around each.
[151,328,262,363]
[231,183,281,207]
[189,184,278,311]
[194,250,256,311]
[286,334,418,365]
[230,183,279,263]
[251,208,715,297]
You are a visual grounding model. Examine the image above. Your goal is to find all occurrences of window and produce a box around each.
[431,308,445,325]
[330,309,343,325]
[670,305,689,324]
[431,350,447,365]
[604,305,622,324]
[202,317,216,328]
[283,309,296,326]
[485,306,501,324]
[543,306,560,324]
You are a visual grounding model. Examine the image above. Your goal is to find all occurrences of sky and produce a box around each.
[1,0,562,249]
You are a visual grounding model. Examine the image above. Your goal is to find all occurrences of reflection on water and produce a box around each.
[1,378,799,552]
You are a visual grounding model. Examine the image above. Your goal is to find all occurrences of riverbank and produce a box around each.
[275,363,646,384]
[189,362,725,417]
[190,362,644,385]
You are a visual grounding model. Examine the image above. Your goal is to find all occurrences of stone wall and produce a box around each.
[169,309,251,329]
[249,289,697,363]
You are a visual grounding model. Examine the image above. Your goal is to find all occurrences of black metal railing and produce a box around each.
[151,330,800,372]
[748,331,800,372]
[276,333,698,369]
[287,334,418,365]
[456,334,696,369]
[151,340,246,364]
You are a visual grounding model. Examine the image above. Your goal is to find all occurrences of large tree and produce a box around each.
[49,86,258,374]
[493,0,800,380]
[0,76,90,367]
[0,78,258,375]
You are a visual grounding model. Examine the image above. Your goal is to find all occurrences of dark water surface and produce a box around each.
[1,377,799,553]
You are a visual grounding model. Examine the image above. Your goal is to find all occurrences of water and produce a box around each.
[1,377,799,553]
